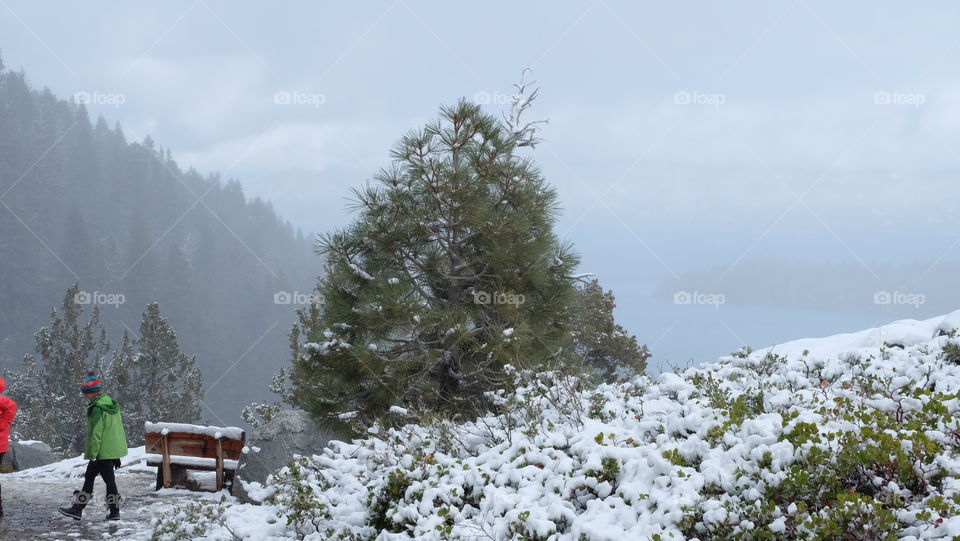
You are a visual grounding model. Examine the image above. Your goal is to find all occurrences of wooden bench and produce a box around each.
[144,421,245,492]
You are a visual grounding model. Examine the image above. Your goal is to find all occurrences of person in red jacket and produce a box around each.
[0,376,17,518]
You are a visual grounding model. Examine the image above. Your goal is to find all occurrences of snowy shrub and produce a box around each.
[265,456,336,539]
[151,496,241,541]
[681,390,960,539]
[941,340,960,366]
[241,402,282,428]
[183,312,960,539]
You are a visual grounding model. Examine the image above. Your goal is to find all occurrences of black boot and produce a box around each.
[58,490,90,520]
[105,494,121,521]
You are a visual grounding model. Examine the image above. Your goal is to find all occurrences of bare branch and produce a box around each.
[503,68,548,148]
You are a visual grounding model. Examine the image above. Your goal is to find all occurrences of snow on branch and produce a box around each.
[504,68,548,148]
[568,272,595,283]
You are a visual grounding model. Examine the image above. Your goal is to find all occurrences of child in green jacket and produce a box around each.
[59,374,128,521]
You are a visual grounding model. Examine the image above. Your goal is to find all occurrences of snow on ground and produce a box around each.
[754,313,952,358]
[8,312,960,540]
[0,451,218,540]
[9,446,153,480]
[0,447,255,540]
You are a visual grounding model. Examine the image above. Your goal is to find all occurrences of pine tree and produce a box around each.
[112,303,203,444]
[5,284,110,452]
[571,279,650,382]
[289,99,580,432]
[109,330,144,444]
[0,61,314,423]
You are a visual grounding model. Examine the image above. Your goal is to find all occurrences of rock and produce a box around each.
[1,440,58,471]
[938,310,960,337]
[232,410,336,503]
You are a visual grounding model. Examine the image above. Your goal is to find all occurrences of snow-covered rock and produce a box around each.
[1,440,57,471]
[232,409,336,503]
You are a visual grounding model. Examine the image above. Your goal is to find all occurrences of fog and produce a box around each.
[4,0,960,374]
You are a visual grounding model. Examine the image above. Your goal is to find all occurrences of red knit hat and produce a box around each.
[80,373,102,394]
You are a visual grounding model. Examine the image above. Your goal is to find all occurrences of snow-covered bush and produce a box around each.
[158,312,960,539]
[265,456,335,538]
[151,496,241,541]
[941,338,960,366]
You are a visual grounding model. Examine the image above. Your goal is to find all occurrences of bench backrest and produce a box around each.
[144,430,245,461]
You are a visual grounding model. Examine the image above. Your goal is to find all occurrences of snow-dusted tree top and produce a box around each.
[145,421,244,441]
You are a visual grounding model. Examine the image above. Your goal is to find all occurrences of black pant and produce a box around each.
[82,459,119,506]
[0,452,4,500]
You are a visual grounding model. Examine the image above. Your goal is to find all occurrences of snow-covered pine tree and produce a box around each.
[571,279,650,382]
[290,99,580,432]
[112,303,203,444]
[5,283,110,452]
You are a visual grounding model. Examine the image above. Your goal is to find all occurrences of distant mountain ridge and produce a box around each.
[0,57,317,423]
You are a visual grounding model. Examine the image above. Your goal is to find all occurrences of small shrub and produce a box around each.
[150,496,240,541]
[941,340,960,365]
[266,457,332,539]
[369,468,412,533]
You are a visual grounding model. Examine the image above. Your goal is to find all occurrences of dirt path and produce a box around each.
[0,471,203,540]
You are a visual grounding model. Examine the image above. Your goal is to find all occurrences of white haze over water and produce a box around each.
[4,1,960,370]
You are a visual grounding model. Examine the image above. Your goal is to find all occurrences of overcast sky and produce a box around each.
[4,1,960,367]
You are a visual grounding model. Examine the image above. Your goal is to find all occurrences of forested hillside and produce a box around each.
[0,57,316,423]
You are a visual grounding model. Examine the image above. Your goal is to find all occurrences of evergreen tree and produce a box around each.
[5,284,110,452]
[112,303,203,444]
[0,61,316,423]
[571,279,650,382]
[289,99,580,432]
[109,330,143,444]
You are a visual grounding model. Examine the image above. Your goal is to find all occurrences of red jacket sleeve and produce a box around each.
[0,396,16,426]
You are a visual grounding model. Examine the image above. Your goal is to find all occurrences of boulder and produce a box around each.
[232,409,336,503]
[1,440,58,471]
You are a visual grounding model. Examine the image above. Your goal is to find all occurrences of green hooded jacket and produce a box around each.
[85,393,128,460]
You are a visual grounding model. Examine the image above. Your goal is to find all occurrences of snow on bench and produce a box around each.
[144,454,239,470]
[144,421,245,492]
[144,421,244,441]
